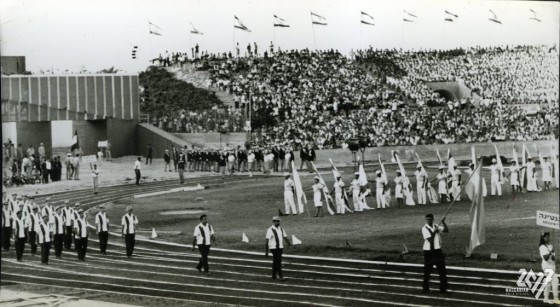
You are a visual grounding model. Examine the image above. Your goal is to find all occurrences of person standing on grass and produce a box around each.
[105,141,112,162]
[90,163,99,195]
[541,157,553,191]
[134,157,142,185]
[283,172,297,215]
[146,144,153,165]
[311,176,325,217]
[177,152,186,184]
[164,149,171,172]
[265,216,292,281]
[422,214,449,294]
[192,214,216,274]
[121,206,138,258]
[539,232,560,304]
[95,204,109,255]
[61,200,74,249]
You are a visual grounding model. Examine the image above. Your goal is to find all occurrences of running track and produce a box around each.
[1,176,544,306]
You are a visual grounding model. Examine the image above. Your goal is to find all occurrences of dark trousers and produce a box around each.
[196,244,211,272]
[135,169,141,185]
[64,226,73,249]
[146,156,152,164]
[423,249,448,291]
[75,237,88,260]
[178,169,184,183]
[28,231,37,254]
[271,248,284,278]
[125,234,135,257]
[53,234,64,257]
[15,238,25,261]
[2,226,11,250]
[98,231,108,254]
[41,241,51,264]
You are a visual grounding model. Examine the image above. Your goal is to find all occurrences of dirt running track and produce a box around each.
[1,176,544,306]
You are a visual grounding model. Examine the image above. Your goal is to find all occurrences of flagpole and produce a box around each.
[310,15,317,50]
[439,159,483,223]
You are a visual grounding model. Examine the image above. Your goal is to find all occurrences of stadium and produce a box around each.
[1,0,559,306]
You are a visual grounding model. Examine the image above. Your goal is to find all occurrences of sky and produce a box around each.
[1,0,558,74]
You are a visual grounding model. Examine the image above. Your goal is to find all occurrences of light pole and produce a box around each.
[358,135,368,163]
[347,138,360,170]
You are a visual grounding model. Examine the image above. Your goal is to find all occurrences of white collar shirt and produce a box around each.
[51,213,65,235]
[422,223,445,250]
[266,225,287,249]
[26,213,40,232]
[2,207,11,227]
[121,213,138,234]
[193,223,214,245]
[376,177,387,188]
[96,212,109,232]
[12,217,26,238]
[334,180,345,193]
[74,217,88,238]
[134,160,141,170]
[61,207,74,226]
[284,179,294,191]
[37,220,52,243]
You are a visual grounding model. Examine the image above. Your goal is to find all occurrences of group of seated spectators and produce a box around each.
[148,107,246,133]
[147,44,558,149]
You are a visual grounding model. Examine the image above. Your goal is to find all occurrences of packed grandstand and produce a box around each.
[144,45,559,148]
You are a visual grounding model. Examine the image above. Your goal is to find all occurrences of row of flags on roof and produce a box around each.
[147,9,543,36]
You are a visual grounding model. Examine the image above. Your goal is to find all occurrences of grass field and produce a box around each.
[99,164,559,271]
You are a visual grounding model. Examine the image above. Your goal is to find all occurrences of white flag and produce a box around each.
[292,235,302,245]
[242,233,249,243]
[151,228,158,239]
[291,161,307,214]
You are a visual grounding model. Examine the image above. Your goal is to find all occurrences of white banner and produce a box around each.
[98,140,108,147]
[536,211,560,230]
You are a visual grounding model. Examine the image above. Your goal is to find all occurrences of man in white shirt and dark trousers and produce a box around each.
[134,157,142,185]
[37,213,52,265]
[422,214,449,294]
[122,206,138,258]
[61,200,74,249]
[12,209,26,262]
[265,216,292,281]
[26,206,40,255]
[192,214,216,274]
[74,209,88,261]
[51,207,65,258]
[96,204,110,255]
[2,201,12,251]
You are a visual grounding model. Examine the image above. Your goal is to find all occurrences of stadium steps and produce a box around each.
[138,122,194,148]
[167,66,236,107]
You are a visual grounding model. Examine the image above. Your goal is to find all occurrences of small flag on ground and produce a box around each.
[292,235,302,245]
[401,244,409,255]
[151,228,158,239]
[346,240,352,248]
[242,233,249,243]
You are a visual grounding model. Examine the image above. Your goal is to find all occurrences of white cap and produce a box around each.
[376,170,381,175]
[283,172,290,177]
[492,158,497,163]
[354,172,359,176]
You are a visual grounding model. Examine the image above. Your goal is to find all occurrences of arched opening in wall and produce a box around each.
[434,89,456,101]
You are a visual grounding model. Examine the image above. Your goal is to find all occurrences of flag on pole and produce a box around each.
[358,163,368,186]
[378,153,391,206]
[311,12,327,25]
[310,161,335,215]
[416,152,438,204]
[274,15,290,27]
[242,233,249,243]
[444,10,459,22]
[190,22,203,35]
[234,16,251,32]
[149,21,163,35]
[291,161,307,214]
[71,130,79,152]
[357,162,373,209]
[513,145,520,168]
[466,147,487,200]
[292,235,302,245]
[393,152,415,206]
[471,146,476,166]
[494,145,504,182]
[447,149,456,174]
[489,10,502,24]
[466,162,485,257]
[329,159,353,213]
[361,11,375,25]
[529,9,542,22]
[151,228,158,239]
[534,144,544,164]
[436,149,444,166]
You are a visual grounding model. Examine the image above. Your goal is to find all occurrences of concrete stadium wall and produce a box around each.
[173,132,247,149]
[317,140,558,167]
[16,121,52,157]
[136,123,193,159]
[106,118,137,158]
[72,120,107,156]
[1,74,140,122]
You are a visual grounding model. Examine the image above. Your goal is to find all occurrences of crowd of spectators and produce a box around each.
[147,44,558,149]
[148,107,246,133]
[2,140,83,187]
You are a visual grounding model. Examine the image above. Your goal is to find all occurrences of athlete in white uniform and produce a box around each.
[332,174,346,214]
[542,157,553,191]
[375,171,387,209]
[283,173,297,215]
[489,158,503,196]
[414,165,427,205]
[311,176,325,217]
